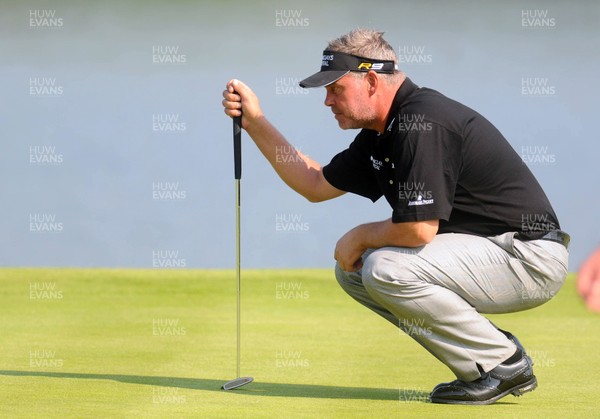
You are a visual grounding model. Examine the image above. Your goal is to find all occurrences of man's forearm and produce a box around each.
[357,218,438,249]
[245,115,323,199]
[334,218,439,272]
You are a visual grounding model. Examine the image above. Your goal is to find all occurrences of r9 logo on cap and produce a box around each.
[358,62,385,70]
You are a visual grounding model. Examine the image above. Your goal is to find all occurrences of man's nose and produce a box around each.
[324,90,334,107]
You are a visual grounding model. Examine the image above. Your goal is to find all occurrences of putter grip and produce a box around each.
[233,116,242,180]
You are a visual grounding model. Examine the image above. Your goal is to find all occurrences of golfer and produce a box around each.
[221,29,569,405]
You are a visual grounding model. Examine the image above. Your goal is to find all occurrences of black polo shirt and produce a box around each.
[322,77,560,239]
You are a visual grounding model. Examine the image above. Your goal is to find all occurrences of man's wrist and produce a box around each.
[244,114,267,136]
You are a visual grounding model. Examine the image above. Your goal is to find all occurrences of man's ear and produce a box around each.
[366,70,379,95]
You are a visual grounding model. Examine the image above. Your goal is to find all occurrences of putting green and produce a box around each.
[0,268,598,418]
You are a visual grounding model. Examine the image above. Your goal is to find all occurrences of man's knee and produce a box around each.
[362,249,396,292]
[335,262,362,295]
[334,262,349,285]
[362,248,419,293]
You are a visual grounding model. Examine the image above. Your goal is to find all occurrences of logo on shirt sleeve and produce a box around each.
[407,195,434,206]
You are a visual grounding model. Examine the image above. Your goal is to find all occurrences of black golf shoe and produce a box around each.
[430,330,532,394]
[429,351,537,405]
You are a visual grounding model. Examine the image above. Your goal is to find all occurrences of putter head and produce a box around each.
[222,376,253,391]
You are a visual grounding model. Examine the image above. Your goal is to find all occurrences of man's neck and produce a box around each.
[371,74,406,134]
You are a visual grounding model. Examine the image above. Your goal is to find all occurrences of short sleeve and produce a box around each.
[391,124,462,223]
[322,134,383,202]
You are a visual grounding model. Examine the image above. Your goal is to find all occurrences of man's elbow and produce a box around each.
[304,192,325,203]
[419,231,436,245]
[303,185,343,203]
[413,220,439,245]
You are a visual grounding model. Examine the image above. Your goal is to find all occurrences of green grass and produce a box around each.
[0,268,598,418]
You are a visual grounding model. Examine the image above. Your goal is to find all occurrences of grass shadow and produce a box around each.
[0,370,418,401]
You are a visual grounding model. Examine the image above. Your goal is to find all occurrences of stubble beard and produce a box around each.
[336,101,378,130]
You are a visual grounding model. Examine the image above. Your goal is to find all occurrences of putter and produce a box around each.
[222,115,254,391]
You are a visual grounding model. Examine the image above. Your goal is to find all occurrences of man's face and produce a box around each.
[324,73,376,130]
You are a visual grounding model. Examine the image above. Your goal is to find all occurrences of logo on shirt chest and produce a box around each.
[370,156,383,171]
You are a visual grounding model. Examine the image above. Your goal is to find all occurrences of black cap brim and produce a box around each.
[299,70,349,88]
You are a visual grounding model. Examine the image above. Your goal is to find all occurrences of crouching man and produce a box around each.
[221,28,569,404]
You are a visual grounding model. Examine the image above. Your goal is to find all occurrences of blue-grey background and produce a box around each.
[1,0,598,269]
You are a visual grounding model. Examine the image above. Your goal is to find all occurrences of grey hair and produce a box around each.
[327,28,397,62]
[327,28,402,83]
